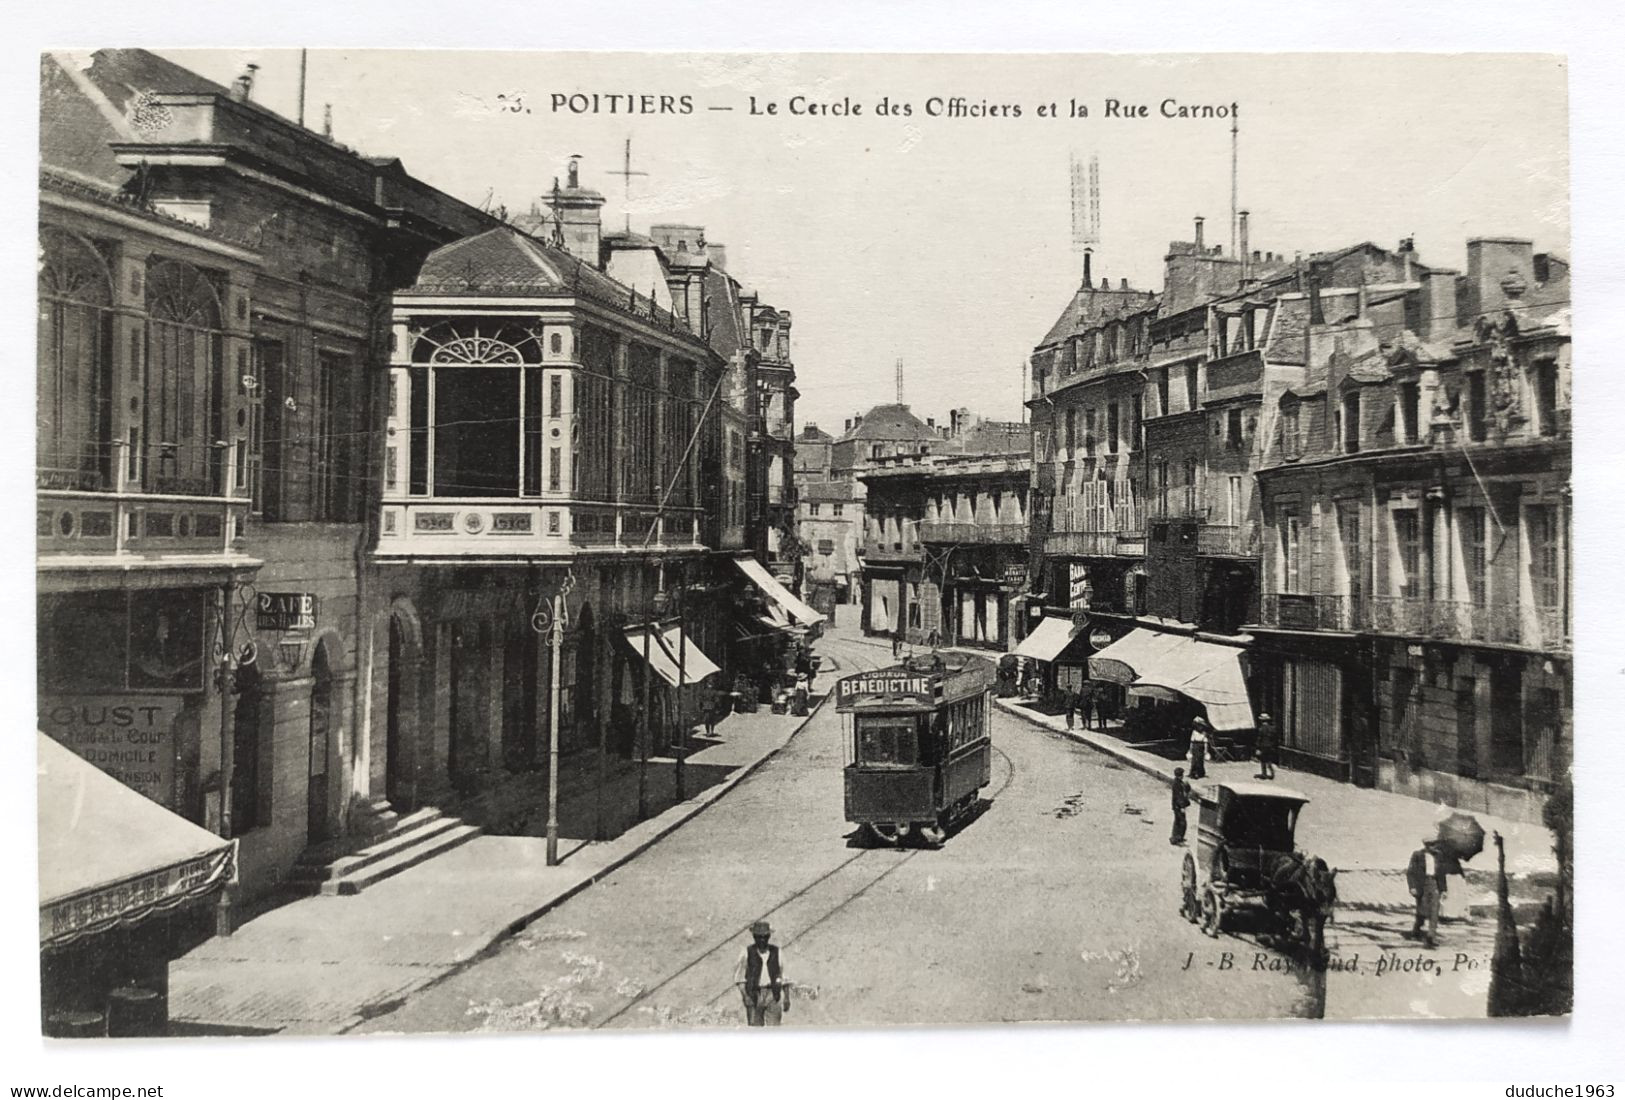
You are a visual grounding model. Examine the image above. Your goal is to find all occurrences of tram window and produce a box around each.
[857,717,918,767]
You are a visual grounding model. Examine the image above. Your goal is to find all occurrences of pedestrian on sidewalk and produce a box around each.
[1406,840,1448,948]
[734,920,790,1027]
[1170,767,1192,846]
[892,632,903,659]
[1255,712,1279,780]
[792,670,810,716]
[1079,687,1096,731]
[1063,686,1078,730]
[1188,716,1209,780]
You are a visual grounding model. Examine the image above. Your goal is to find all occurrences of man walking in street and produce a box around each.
[1188,716,1210,780]
[1406,840,1448,948]
[1063,685,1078,730]
[1255,712,1279,780]
[1079,687,1095,732]
[734,920,790,1026]
[1170,767,1192,846]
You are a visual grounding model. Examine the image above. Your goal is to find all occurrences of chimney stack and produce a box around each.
[1101,278,1110,291]
[1083,247,1092,289]
[1120,278,1129,290]
[1194,215,1205,252]
[1308,261,1327,326]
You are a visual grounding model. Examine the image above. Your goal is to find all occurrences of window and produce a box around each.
[1156,460,1170,513]
[1527,504,1563,609]
[857,716,917,767]
[1399,381,1421,444]
[37,228,116,493]
[1282,403,1301,457]
[1339,503,1362,604]
[818,539,835,555]
[435,368,521,496]
[1157,370,1172,417]
[1466,371,1488,442]
[549,374,563,417]
[832,503,844,517]
[1183,457,1199,516]
[1394,509,1423,599]
[1533,360,1559,436]
[1185,363,1199,410]
[1227,475,1243,526]
[1460,506,1488,606]
[1281,511,1303,593]
[1083,408,1096,456]
[809,502,821,516]
[1065,408,1076,454]
[1226,407,1244,449]
[1341,390,1361,453]
[1107,403,1120,454]
[1129,393,1142,451]
[145,259,226,498]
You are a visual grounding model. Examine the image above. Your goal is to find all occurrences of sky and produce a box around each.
[160,50,1569,436]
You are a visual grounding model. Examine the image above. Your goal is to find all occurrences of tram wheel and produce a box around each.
[917,822,946,848]
[867,822,909,848]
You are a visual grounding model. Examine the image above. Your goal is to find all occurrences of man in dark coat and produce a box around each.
[1064,686,1078,730]
[1255,712,1279,780]
[1406,839,1449,947]
[733,919,790,1026]
[1170,767,1193,846]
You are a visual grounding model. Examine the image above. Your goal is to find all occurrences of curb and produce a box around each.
[994,698,1178,789]
[339,667,855,1035]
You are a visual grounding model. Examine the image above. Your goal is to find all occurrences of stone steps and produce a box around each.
[289,808,482,896]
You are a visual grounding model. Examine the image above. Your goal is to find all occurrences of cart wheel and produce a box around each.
[1283,908,1309,953]
[867,822,908,848]
[1180,853,1199,923]
[917,822,946,848]
[1200,886,1224,938]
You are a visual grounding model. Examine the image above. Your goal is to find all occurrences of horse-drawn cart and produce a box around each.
[1179,782,1337,961]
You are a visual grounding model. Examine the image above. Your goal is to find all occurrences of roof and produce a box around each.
[837,403,939,443]
[797,424,835,444]
[800,480,856,502]
[954,419,1029,454]
[704,267,747,358]
[1211,780,1311,804]
[1036,283,1159,349]
[407,227,709,349]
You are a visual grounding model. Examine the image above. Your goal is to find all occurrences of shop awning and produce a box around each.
[37,734,235,950]
[1128,637,1254,732]
[1088,628,1190,685]
[623,625,722,687]
[733,556,825,628]
[1014,616,1079,662]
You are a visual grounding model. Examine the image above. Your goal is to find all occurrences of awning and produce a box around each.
[38,734,235,950]
[1088,628,1190,685]
[623,625,722,687]
[1014,616,1079,662]
[733,556,825,628]
[1129,636,1254,732]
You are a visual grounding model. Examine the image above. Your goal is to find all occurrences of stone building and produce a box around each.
[35,50,495,910]
[1251,239,1570,821]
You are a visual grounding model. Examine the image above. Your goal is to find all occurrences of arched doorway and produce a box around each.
[308,640,336,843]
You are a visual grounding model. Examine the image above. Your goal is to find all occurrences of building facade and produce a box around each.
[36,50,496,907]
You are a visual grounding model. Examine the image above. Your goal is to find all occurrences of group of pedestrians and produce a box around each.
[1168,711,1280,845]
[1062,685,1111,731]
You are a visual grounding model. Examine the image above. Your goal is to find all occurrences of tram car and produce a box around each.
[835,652,997,847]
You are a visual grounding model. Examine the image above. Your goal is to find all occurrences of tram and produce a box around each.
[835,652,997,847]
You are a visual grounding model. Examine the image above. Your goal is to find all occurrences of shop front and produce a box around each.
[38,734,236,1037]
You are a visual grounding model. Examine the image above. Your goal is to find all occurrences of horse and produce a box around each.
[1266,853,1339,962]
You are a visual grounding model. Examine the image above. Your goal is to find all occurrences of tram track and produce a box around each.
[595,739,1018,1027]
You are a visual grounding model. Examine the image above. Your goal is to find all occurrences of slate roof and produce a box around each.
[1036,284,1159,349]
[797,424,835,444]
[836,404,939,443]
[705,267,747,359]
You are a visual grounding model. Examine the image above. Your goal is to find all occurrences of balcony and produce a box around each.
[918,522,1030,545]
[1196,523,1260,557]
[376,500,707,558]
[1045,530,1145,558]
[1259,592,1571,652]
[861,539,920,563]
[1146,497,1209,522]
[37,441,251,568]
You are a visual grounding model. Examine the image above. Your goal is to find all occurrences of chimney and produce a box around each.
[706,242,728,271]
[1419,268,1460,342]
[1120,278,1129,290]
[1464,237,1535,320]
[1194,215,1205,252]
[1083,247,1092,289]
[844,418,852,432]
[232,63,259,102]
[1101,278,1110,291]
[926,417,935,428]
[1238,210,1250,279]
[549,156,606,267]
[1308,261,1326,326]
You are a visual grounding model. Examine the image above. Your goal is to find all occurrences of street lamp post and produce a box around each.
[532,570,575,867]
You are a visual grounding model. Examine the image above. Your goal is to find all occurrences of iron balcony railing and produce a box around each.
[1196,523,1260,557]
[1260,592,1571,650]
[918,522,1030,544]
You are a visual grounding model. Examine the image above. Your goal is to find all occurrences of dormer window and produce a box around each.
[1341,391,1362,453]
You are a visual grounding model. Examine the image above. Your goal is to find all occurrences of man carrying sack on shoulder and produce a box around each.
[734,919,791,1026]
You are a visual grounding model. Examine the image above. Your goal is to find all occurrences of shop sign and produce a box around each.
[1068,564,1091,609]
[1002,564,1027,589]
[836,672,932,708]
[256,591,318,631]
[39,695,185,809]
[1089,628,1113,649]
[42,846,233,946]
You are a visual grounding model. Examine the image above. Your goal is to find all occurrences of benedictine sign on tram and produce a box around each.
[836,673,933,707]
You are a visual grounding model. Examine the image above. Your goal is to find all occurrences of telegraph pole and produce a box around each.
[534,570,575,866]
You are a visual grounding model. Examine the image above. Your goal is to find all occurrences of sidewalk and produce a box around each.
[168,698,826,1036]
[994,696,1560,1017]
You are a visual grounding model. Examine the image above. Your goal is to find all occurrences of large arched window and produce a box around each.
[405,319,544,497]
[145,259,225,494]
[37,228,115,490]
